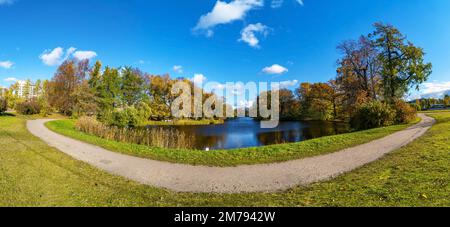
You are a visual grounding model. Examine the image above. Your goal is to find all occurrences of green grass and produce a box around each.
[46,118,419,167]
[1,112,450,206]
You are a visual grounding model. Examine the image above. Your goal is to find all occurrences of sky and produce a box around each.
[1,0,449,99]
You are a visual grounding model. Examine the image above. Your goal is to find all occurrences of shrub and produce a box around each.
[351,101,396,130]
[0,97,7,114]
[410,103,421,111]
[101,103,151,128]
[393,100,417,124]
[75,116,194,149]
[103,107,139,128]
[15,100,42,115]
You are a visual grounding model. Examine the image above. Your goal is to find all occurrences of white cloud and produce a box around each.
[194,0,264,36]
[280,80,299,88]
[66,47,77,56]
[0,61,14,69]
[239,23,269,48]
[40,47,97,66]
[262,64,289,74]
[271,0,284,8]
[417,81,450,98]
[173,65,183,74]
[3,77,18,82]
[192,74,207,85]
[39,47,66,66]
[421,81,450,94]
[272,0,303,9]
[0,0,14,6]
[73,50,97,60]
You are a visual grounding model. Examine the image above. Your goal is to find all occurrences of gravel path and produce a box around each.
[27,114,435,193]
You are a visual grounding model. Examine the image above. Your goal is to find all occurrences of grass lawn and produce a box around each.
[1,112,449,206]
[46,118,419,167]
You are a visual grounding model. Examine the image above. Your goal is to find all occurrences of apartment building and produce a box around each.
[16,80,38,99]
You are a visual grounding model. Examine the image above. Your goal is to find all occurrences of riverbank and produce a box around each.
[46,117,419,167]
[146,119,224,126]
[1,112,449,206]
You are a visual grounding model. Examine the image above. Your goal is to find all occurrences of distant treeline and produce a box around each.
[411,97,450,110]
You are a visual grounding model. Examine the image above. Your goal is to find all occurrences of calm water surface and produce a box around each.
[152,118,350,150]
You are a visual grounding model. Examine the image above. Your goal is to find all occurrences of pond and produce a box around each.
[150,118,351,150]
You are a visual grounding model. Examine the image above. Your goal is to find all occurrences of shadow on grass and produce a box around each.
[0,112,16,117]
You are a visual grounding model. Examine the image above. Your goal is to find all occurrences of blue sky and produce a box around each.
[1,0,449,98]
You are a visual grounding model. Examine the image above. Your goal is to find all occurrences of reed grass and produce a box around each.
[75,116,194,149]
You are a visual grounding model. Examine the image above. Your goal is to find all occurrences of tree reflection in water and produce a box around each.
[150,118,350,150]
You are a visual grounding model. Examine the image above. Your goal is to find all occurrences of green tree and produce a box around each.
[371,23,432,102]
[89,60,102,90]
[444,95,450,107]
[34,79,43,97]
[72,80,99,117]
[39,80,52,116]
[23,79,32,100]
[121,67,144,107]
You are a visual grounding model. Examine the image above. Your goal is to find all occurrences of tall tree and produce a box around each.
[278,89,300,120]
[337,36,381,100]
[72,80,99,117]
[297,83,336,121]
[89,60,102,91]
[23,79,32,99]
[121,67,144,107]
[371,23,432,102]
[146,74,174,120]
[47,60,90,115]
[34,79,43,97]
[100,67,122,110]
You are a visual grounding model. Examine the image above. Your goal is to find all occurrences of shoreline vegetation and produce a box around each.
[1,112,448,206]
[46,117,420,167]
[146,118,224,126]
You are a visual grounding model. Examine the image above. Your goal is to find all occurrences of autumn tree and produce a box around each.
[72,80,99,117]
[3,84,20,109]
[296,83,336,121]
[146,74,174,120]
[47,60,90,115]
[370,23,432,102]
[278,89,300,120]
[328,80,344,119]
[337,36,381,100]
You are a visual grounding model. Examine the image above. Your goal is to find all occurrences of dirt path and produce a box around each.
[27,114,435,193]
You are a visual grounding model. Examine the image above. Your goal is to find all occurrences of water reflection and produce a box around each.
[150,118,350,150]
